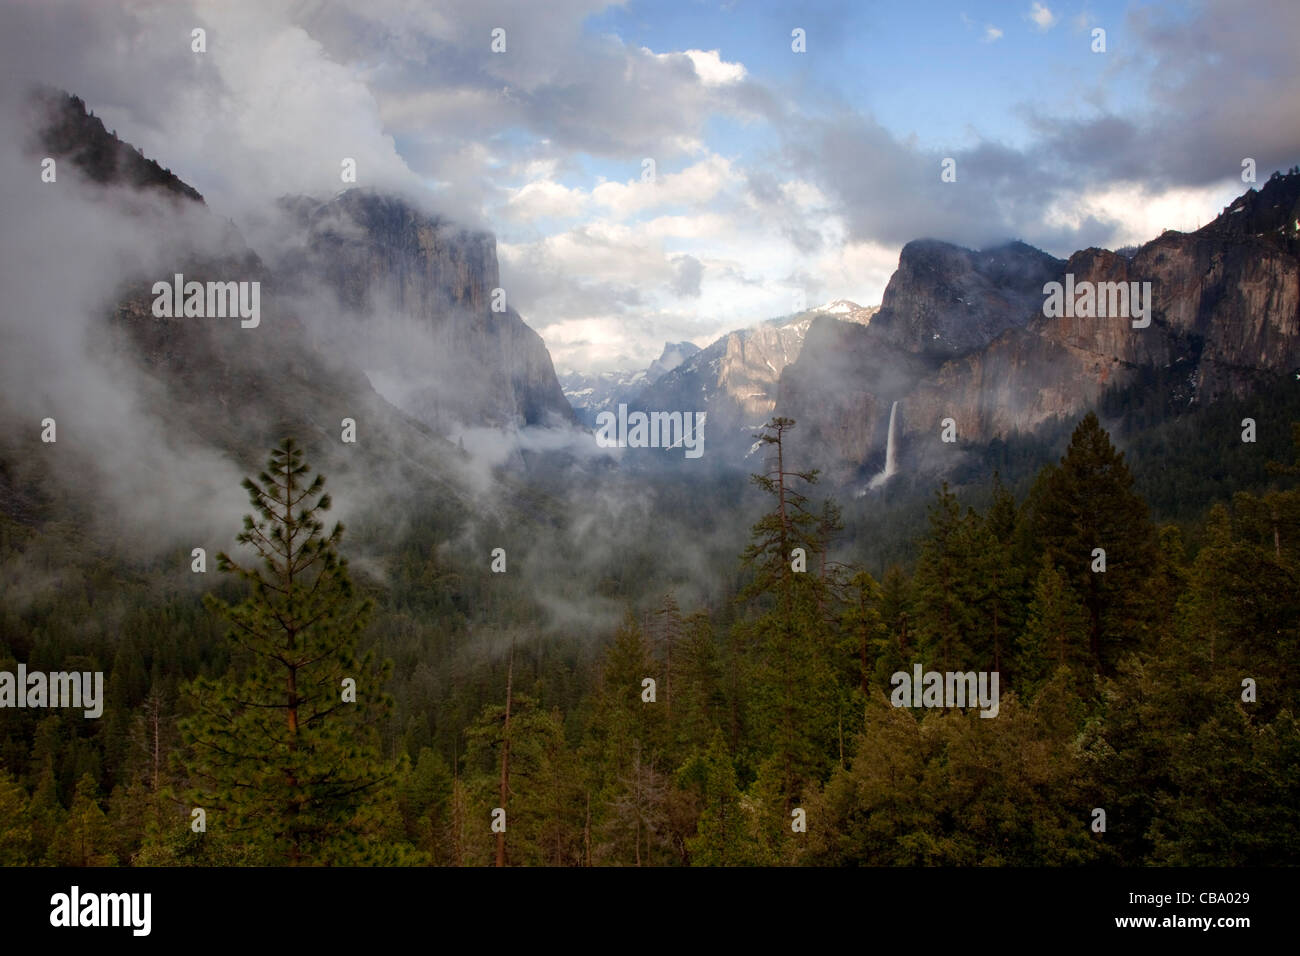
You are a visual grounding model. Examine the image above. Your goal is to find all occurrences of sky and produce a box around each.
[2,0,1298,374]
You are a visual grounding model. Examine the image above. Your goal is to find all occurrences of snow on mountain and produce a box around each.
[561,341,702,427]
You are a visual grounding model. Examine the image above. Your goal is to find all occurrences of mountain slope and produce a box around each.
[630,303,877,464]
[31,87,204,203]
[275,189,576,431]
[562,341,701,428]
[779,173,1300,485]
[1,90,580,557]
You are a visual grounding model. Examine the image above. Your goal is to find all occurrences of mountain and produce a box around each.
[562,341,700,428]
[779,172,1300,485]
[810,298,881,324]
[2,91,479,534]
[30,87,204,203]
[631,303,877,464]
[2,89,578,544]
[39,89,571,436]
[864,240,1063,359]
[645,340,703,383]
[274,190,575,432]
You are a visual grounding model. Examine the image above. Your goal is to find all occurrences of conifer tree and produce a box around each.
[838,570,886,698]
[740,418,823,609]
[673,611,724,750]
[178,438,395,865]
[738,418,839,807]
[48,773,116,866]
[0,771,32,865]
[26,764,65,863]
[1027,412,1157,672]
[979,476,1026,673]
[682,730,750,865]
[1016,554,1090,695]
[874,565,913,686]
[652,593,684,723]
[913,484,982,671]
[464,689,583,866]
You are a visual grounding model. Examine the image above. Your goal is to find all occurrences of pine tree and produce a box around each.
[682,730,750,865]
[397,746,452,863]
[48,773,116,866]
[651,593,684,724]
[26,764,65,864]
[873,565,913,687]
[979,475,1026,674]
[1027,412,1157,672]
[178,438,395,865]
[738,418,839,807]
[1016,554,1090,696]
[0,771,32,865]
[464,690,584,867]
[913,484,982,671]
[672,611,724,752]
[740,418,823,610]
[599,741,672,866]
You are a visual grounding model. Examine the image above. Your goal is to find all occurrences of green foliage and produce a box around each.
[177,439,398,865]
[47,773,116,866]
[1016,554,1090,696]
[0,770,33,865]
[1025,411,1158,673]
[3,412,1299,867]
[682,730,749,865]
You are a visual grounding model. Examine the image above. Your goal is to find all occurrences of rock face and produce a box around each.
[15,89,574,498]
[633,304,876,464]
[644,341,702,384]
[562,341,702,428]
[779,317,928,475]
[868,240,1064,359]
[3,90,475,538]
[277,190,575,431]
[31,88,204,203]
[778,172,1300,483]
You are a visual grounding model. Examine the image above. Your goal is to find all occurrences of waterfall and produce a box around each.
[866,401,900,490]
[883,400,899,479]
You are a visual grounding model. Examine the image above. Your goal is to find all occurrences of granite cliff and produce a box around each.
[780,171,1300,484]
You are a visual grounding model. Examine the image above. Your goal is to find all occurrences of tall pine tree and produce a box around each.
[1027,412,1157,673]
[179,438,395,865]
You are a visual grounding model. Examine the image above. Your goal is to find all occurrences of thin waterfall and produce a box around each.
[883,400,899,479]
[867,400,900,490]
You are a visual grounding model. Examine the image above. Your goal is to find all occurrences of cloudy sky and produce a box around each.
[3,0,1297,373]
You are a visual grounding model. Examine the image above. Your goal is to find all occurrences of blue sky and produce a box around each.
[584,0,1143,150]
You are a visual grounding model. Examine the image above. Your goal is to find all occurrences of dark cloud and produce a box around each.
[1033,0,1300,188]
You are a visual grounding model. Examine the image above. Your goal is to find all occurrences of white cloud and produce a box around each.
[504,179,589,221]
[642,47,748,87]
[682,49,748,86]
[8,0,1277,385]
[1027,3,1057,31]
[808,240,899,309]
[1041,179,1245,251]
[496,151,899,374]
[589,154,735,218]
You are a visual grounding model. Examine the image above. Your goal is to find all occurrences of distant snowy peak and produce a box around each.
[561,340,701,427]
[811,299,879,325]
[813,298,858,315]
[645,340,702,383]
